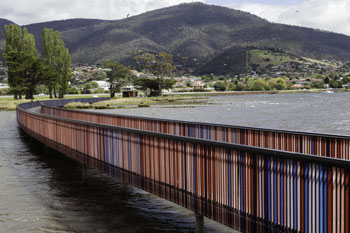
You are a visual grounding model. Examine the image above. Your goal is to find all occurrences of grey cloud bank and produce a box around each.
[235,0,350,35]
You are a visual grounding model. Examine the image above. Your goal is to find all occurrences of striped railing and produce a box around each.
[42,103,350,160]
[18,98,350,233]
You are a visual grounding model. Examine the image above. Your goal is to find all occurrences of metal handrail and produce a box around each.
[17,100,350,169]
[40,100,350,140]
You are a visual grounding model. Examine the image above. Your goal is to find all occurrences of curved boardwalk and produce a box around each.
[17,98,350,233]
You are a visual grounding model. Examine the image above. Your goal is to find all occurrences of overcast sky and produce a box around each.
[1,0,349,36]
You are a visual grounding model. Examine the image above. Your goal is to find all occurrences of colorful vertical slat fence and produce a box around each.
[17,99,350,233]
[41,103,350,160]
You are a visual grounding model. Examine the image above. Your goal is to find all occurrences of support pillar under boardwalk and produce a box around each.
[195,212,204,233]
[82,165,87,184]
[44,144,50,155]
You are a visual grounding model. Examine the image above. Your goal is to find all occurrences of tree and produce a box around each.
[102,61,132,98]
[4,25,42,99]
[329,72,338,81]
[87,81,99,89]
[82,82,97,94]
[228,82,237,91]
[246,78,271,91]
[22,58,45,99]
[324,77,330,84]
[236,82,246,91]
[21,28,43,99]
[311,80,324,89]
[134,77,176,96]
[41,28,56,98]
[214,82,227,91]
[329,80,342,88]
[67,87,79,94]
[135,52,176,96]
[58,45,71,98]
[341,77,350,84]
[41,28,71,98]
[4,24,25,99]
[268,78,287,90]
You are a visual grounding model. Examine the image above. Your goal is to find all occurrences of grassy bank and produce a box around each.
[0,100,29,111]
[0,94,109,111]
[64,96,208,109]
[0,89,344,111]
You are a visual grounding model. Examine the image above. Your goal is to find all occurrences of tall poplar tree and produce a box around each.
[41,28,71,98]
[4,24,24,99]
[21,28,42,99]
[4,25,41,99]
[41,28,57,98]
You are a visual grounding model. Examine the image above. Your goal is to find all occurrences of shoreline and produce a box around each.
[164,88,344,96]
[0,89,346,111]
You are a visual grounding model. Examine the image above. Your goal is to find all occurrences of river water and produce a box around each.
[100,92,350,136]
[0,113,233,232]
[1,92,349,232]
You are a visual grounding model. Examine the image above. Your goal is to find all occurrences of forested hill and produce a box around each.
[1,2,350,73]
[0,18,15,26]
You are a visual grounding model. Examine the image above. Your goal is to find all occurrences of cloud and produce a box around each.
[0,0,203,25]
[231,0,350,36]
[1,0,349,36]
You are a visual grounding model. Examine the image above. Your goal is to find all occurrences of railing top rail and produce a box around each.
[17,102,350,169]
[40,100,350,140]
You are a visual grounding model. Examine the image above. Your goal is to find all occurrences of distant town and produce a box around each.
[1,59,350,96]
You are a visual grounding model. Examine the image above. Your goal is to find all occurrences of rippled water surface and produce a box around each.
[99,92,350,136]
[0,111,233,232]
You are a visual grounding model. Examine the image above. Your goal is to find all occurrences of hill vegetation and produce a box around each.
[196,47,308,75]
[1,3,350,75]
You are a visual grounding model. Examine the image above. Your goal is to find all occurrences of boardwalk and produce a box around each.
[17,98,350,233]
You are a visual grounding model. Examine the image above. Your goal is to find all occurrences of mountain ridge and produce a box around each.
[1,2,350,75]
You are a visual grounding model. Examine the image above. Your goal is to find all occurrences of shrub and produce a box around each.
[67,87,79,94]
[268,78,287,90]
[311,80,324,89]
[247,78,271,91]
[213,82,226,91]
[329,80,342,88]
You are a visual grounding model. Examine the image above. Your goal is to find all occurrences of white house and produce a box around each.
[0,83,9,89]
[95,81,109,91]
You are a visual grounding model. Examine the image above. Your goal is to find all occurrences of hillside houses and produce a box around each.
[67,60,350,94]
[71,65,107,85]
[0,65,7,82]
[3,60,348,95]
